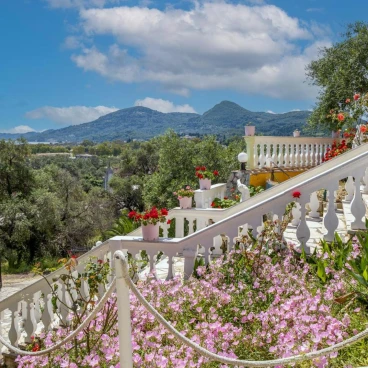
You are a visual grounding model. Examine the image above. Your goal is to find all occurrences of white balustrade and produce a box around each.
[245,136,341,169]
[0,144,367,354]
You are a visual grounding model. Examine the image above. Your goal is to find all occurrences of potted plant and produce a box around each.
[211,194,240,209]
[293,129,300,137]
[195,166,219,190]
[173,185,195,209]
[128,207,168,241]
[245,122,255,136]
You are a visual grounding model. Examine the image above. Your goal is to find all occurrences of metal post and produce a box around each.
[114,251,133,368]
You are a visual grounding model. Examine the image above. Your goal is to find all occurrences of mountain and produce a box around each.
[0,101,311,142]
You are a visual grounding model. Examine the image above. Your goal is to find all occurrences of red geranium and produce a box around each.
[129,207,168,225]
[360,125,367,133]
[195,166,219,181]
[354,93,360,100]
[292,191,301,199]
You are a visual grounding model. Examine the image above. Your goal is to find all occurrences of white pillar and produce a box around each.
[114,251,133,368]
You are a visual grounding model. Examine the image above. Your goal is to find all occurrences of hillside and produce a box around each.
[0,101,312,142]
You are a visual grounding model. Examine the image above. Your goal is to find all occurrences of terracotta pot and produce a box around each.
[199,178,211,190]
[141,223,159,241]
[179,196,192,209]
[244,126,255,136]
[293,131,300,137]
[331,130,341,138]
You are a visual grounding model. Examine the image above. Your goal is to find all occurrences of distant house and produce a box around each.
[75,154,97,159]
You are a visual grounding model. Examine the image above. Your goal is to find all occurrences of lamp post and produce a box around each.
[225,152,250,197]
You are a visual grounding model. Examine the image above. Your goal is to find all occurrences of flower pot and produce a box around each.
[331,130,340,138]
[141,223,159,241]
[244,126,255,136]
[179,196,192,209]
[199,178,211,190]
[293,131,300,137]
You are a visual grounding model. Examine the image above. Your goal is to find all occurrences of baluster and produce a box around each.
[345,176,355,201]
[40,286,53,331]
[147,250,156,277]
[351,174,366,230]
[266,143,271,165]
[188,217,194,235]
[196,217,206,231]
[8,304,20,346]
[305,144,310,166]
[294,144,300,167]
[58,282,70,326]
[165,255,174,280]
[22,297,36,343]
[363,167,368,194]
[291,202,301,226]
[296,198,311,253]
[175,217,184,237]
[290,144,295,167]
[33,291,42,326]
[183,244,199,280]
[259,144,265,167]
[271,142,276,163]
[284,143,290,167]
[309,192,320,218]
[299,144,304,166]
[323,186,339,241]
[161,221,169,238]
[277,143,282,166]
[315,144,321,165]
[309,144,314,166]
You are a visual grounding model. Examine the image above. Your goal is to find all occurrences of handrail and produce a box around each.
[0,239,111,311]
[110,144,368,252]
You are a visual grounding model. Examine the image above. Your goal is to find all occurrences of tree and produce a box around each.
[307,22,368,130]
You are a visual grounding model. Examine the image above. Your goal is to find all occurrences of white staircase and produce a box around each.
[0,143,368,358]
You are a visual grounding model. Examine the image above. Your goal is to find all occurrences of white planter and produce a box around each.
[244,126,255,136]
[179,196,193,209]
[199,179,211,190]
[141,223,159,241]
[293,131,300,137]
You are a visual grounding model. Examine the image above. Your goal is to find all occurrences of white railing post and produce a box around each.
[114,251,133,368]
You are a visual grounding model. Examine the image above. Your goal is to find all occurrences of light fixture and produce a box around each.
[237,152,248,170]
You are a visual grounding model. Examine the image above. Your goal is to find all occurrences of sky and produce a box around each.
[0,0,366,133]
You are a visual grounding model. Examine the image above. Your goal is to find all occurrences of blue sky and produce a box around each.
[0,0,366,133]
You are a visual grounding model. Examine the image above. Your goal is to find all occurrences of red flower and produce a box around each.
[71,255,77,259]
[167,219,171,225]
[161,208,168,216]
[201,166,206,171]
[97,259,104,264]
[211,201,215,207]
[337,113,345,122]
[128,211,137,219]
[198,173,204,179]
[292,191,301,198]
[213,170,219,176]
[360,125,367,133]
[345,98,351,103]
[195,166,201,171]
[343,132,350,138]
[32,344,40,352]
[224,196,228,200]
[354,93,360,100]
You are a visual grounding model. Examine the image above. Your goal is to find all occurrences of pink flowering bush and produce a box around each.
[17,242,368,368]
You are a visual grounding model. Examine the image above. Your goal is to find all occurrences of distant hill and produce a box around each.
[0,101,312,142]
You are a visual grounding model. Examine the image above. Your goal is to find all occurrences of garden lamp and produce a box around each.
[237,152,248,171]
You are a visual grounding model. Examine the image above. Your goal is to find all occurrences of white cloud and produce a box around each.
[68,2,327,100]
[44,0,121,9]
[25,105,119,125]
[134,97,197,113]
[0,125,36,134]
[62,36,83,49]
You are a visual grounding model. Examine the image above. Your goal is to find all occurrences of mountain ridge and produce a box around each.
[0,101,312,142]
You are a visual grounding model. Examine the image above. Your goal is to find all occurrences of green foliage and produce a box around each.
[103,211,138,240]
[307,22,368,130]
[348,231,368,293]
[307,234,353,283]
